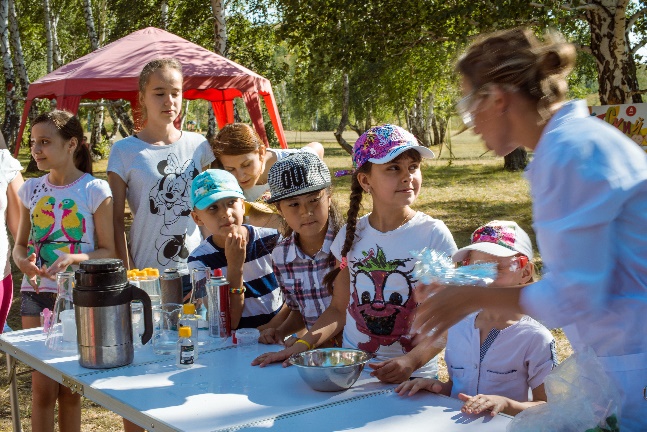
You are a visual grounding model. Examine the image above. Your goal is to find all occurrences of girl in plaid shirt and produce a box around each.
[257,152,343,347]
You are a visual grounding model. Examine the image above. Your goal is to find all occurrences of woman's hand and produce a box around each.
[458,393,508,416]
[412,283,484,346]
[395,377,444,396]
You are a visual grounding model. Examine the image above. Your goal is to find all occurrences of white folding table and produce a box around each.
[0,329,512,431]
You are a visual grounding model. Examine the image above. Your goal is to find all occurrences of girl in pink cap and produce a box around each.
[253,124,457,384]
[397,221,556,417]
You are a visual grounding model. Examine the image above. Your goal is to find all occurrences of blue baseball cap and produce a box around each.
[191,169,245,210]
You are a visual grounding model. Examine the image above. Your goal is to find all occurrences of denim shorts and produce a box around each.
[21,291,57,316]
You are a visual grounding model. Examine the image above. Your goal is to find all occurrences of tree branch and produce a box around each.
[631,38,647,55]
[627,6,647,30]
[631,88,647,95]
[573,43,592,55]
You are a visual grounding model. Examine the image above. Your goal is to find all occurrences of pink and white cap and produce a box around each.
[452,220,534,262]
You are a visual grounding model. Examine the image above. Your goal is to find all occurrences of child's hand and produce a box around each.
[224,232,247,270]
[395,378,444,396]
[251,343,307,368]
[258,328,282,345]
[18,253,43,292]
[43,253,74,279]
[458,393,508,416]
[368,356,416,383]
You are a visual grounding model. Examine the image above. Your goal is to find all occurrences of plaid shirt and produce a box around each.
[271,219,337,330]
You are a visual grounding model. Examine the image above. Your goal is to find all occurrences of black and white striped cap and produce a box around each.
[266,151,331,203]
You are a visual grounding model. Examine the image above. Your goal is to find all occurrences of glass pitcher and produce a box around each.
[45,272,77,352]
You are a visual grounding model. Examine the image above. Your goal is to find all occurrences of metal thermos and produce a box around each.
[73,259,153,369]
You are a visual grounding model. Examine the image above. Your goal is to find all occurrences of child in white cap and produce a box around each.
[397,220,557,417]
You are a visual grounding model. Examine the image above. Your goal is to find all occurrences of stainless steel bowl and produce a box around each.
[288,348,375,392]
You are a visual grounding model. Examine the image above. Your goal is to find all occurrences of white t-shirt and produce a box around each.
[331,211,457,376]
[243,147,316,202]
[18,173,112,293]
[445,313,556,402]
[0,150,22,278]
[107,132,215,274]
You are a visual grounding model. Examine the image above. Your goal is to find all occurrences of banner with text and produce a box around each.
[589,103,647,152]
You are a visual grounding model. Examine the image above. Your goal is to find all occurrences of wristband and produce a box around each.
[229,286,246,294]
[294,339,313,350]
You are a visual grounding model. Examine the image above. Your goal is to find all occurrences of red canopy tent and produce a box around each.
[14,27,287,154]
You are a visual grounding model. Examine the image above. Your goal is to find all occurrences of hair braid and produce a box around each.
[322,171,365,294]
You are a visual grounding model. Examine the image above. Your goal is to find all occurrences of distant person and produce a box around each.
[13,110,114,432]
[211,123,323,228]
[253,124,457,386]
[412,28,647,429]
[0,133,24,333]
[187,169,285,330]
[257,151,344,346]
[107,58,215,296]
[397,221,556,417]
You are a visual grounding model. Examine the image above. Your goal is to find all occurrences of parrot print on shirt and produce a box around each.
[59,199,86,253]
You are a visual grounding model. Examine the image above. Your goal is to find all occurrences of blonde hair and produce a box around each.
[457,28,576,122]
[136,58,183,128]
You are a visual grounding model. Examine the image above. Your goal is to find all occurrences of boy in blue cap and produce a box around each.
[188,169,285,330]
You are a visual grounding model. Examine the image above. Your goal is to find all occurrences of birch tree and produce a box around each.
[82,0,106,157]
[0,0,19,150]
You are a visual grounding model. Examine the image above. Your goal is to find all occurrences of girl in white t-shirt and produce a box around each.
[252,125,457,383]
[396,220,556,417]
[13,110,115,432]
[211,123,323,228]
[107,58,214,291]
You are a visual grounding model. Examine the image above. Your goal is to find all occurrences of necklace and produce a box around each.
[398,211,414,229]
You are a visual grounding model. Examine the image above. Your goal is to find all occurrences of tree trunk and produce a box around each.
[333,73,353,155]
[8,0,28,97]
[503,147,528,171]
[160,0,168,29]
[83,0,103,158]
[587,0,634,104]
[114,102,134,136]
[82,0,99,50]
[43,0,53,72]
[407,86,431,147]
[0,0,19,152]
[206,104,217,142]
[50,11,62,69]
[210,0,227,56]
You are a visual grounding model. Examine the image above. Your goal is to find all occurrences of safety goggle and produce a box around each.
[459,255,529,273]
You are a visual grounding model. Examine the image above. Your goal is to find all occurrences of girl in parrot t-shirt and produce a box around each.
[13,110,114,432]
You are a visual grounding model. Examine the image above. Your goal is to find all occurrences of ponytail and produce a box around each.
[322,169,367,294]
[74,142,93,174]
[32,110,92,174]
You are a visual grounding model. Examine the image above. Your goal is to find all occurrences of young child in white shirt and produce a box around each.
[396,221,557,417]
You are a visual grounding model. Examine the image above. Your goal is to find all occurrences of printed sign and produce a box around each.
[589,103,647,152]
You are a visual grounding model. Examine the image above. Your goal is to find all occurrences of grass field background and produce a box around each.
[0,128,572,431]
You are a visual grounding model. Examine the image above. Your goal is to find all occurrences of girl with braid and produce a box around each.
[253,125,457,384]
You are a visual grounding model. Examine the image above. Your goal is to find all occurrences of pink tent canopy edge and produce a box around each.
[14,27,287,156]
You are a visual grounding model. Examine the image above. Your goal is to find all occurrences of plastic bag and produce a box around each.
[410,248,497,286]
[507,347,621,432]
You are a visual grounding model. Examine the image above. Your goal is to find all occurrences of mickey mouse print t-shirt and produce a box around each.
[108,132,215,274]
[331,212,457,376]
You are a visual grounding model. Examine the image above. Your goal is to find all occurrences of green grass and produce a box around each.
[0,131,570,431]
